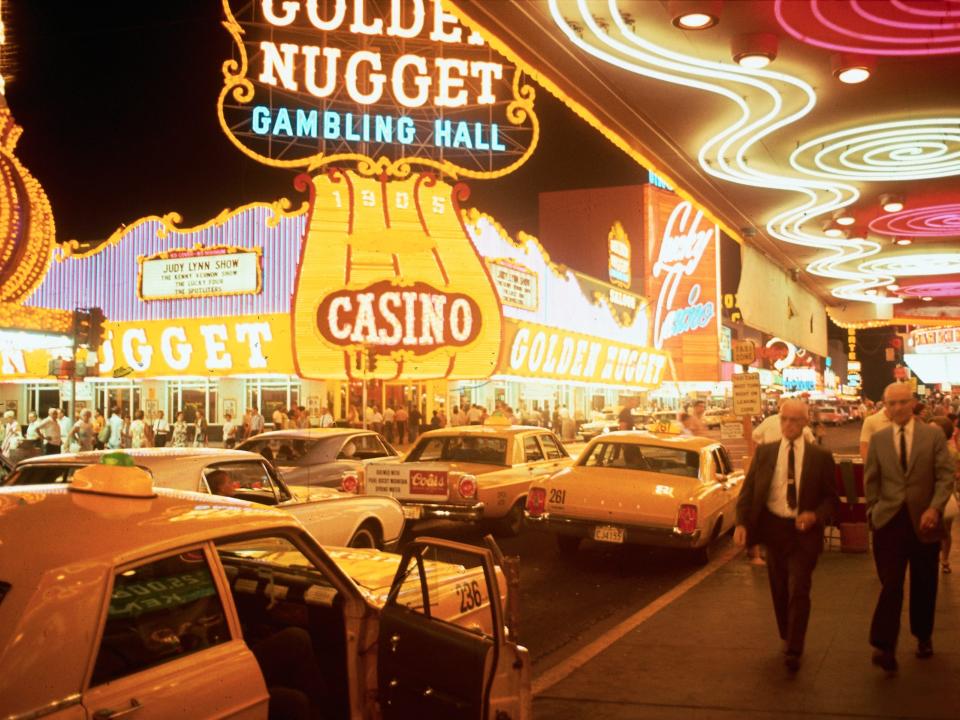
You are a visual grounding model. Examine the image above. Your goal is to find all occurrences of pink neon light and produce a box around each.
[851,1,960,32]
[869,204,960,237]
[775,0,960,56]
[891,0,960,19]
[897,281,960,298]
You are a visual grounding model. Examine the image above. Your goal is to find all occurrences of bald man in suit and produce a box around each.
[866,382,955,672]
[735,399,838,672]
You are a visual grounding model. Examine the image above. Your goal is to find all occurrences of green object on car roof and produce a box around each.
[100,451,136,467]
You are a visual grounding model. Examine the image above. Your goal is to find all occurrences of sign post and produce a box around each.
[733,369,761,458]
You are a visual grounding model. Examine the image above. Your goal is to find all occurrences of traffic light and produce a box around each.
[367,347,377,372]
[74,309,92,347]
[88,307,105,353]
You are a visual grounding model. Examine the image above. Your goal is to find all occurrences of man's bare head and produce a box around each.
[883,382,914,425]
[779,399,809,441]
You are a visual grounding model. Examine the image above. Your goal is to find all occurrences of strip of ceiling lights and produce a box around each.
[548,0,960,305]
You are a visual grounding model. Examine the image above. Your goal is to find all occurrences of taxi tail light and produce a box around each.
[341,469,364,494]
[526,487,546,517]
[455,473,477,499]
[677,504,698,534]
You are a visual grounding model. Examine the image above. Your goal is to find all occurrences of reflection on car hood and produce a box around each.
[286,485,349,502]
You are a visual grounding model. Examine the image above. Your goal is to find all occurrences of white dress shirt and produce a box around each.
[767,437,805,518]
[893,417,914,470]
[860,410,892,445]
[752,414,815,445]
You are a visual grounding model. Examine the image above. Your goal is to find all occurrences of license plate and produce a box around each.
[402,505,422,520]
[593,525,625,543]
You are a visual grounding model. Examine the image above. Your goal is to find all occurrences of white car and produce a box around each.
[3,448,405,550]
[238,427,400,488]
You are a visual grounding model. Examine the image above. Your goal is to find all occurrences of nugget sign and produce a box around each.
[410,470,448,496]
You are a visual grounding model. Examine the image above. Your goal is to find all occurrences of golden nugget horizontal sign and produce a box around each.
[99,315,293,377]
[499,320,670,389]
[220,0,538,178]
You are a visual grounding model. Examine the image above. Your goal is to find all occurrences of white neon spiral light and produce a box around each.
[548,1,960,304]
[860,252,960,277]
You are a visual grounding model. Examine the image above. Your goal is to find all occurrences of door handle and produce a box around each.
[94,698,143,720]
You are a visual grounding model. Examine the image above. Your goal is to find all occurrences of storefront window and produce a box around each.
[245,378,301,426]
[169,380,218,423]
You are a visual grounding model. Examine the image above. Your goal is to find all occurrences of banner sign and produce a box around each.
[219,0,538,178]
[498,319,670,390]
[138,245,261,301]
[488,259,538,311]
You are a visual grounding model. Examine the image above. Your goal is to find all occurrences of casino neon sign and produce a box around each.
[219,0,538,179]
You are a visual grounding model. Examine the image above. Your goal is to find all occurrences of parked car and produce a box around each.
[3,448,404,550]
[579,409,654,441]
[641,410,684,434]
[353,422,573,535]
[238,428,399,488]
[702,407,738,429]
[816,405,845,426]
[0,466,530,720]
[525,432,744,564]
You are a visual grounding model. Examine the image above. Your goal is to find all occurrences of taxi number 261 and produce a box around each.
[456,580,483,613]
[549,488,566,505]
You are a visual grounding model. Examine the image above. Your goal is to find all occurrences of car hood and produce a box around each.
[286,485,352,502]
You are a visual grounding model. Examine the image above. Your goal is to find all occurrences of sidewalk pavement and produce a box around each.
[535,528,960,720]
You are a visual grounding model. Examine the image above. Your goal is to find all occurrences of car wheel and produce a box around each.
[690,522,722,565]
[348,521,382,549]
[493,499,525,537]
[557,535,581,556]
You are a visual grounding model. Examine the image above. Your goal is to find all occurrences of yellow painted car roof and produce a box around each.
[587,430,716,451]
[417,424,544,439]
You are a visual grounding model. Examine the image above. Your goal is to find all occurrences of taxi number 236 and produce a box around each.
[455,580,483,614]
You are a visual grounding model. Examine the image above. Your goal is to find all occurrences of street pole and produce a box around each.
[69,307,80,423]
[742,361,755,460]
[361,346,368,430]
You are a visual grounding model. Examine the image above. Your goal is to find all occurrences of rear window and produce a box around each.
[240,437,335,466]
[581,442,700,478]
[407,436,508,466]
[5,464,153,486]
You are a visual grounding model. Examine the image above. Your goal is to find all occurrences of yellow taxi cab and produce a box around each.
[640,411,684,434]
[525,432,744,564]
[0,457,531,720]
[351,420,573,536]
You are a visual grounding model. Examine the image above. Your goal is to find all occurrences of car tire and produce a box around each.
[493,499,525,537]
[348,521,382,549]
[690,522,722,565]
[556,535,581,556]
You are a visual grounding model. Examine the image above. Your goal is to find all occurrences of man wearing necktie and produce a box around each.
[735,399,838,672]
[865,382,955,673]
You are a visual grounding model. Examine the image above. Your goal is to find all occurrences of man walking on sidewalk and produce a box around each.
[865,382,954,673]
[734,399,838,672]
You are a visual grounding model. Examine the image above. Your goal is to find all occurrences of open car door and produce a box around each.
[378,537,530,720]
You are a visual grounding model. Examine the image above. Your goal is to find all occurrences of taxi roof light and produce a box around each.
[69,453,156,498]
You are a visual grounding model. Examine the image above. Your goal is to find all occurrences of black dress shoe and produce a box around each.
[916,639,933,659]
[785,654,801,672]
[872,649,898,673]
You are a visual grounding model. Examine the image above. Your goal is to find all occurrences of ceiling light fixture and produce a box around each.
[823,220,846,238]
[922,296,933,302]
[669,1,722,30]
[835,212,855,226]
[831,53,875,83]
[880,193,905,213]
[894,237,912,246]
[731,32,778,68]
[886,284,899,291]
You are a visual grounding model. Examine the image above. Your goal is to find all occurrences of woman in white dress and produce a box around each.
[1,410,22,458]
[130,410,147,449]
[171,412,189,448]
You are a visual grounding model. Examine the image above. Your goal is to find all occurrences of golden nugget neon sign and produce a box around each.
[220,0,538,179]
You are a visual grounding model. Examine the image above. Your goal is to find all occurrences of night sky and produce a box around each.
[5,1,643,249]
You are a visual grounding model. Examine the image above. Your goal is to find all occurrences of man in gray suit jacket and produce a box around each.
[865,382,955,672]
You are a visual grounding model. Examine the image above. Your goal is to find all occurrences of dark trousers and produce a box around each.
[154,432,168,448]
[43,442,61,455]
[760,509,821,655]
[395,420,406,444]
[870,505,940,651]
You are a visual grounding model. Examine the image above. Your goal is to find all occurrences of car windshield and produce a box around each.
[581,442,700,478]
[239,437,338,466]
[407,436,509,466]
[4,464,154,486]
